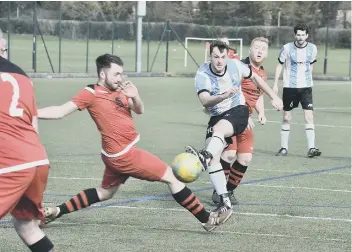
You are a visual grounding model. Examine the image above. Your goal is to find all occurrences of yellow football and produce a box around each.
[171,152,203,183]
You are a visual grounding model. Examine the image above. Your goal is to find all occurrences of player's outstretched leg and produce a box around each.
[161,166,232,232]
[212,158,232,204]
[43,186,119,224]
[185,143,233,214]
[212,158,241,205]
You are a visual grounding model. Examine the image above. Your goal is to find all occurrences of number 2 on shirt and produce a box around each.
[1,73,24,117]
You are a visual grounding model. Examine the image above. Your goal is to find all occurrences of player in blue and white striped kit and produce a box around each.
[273,24,321,158]
[186,40,283,215]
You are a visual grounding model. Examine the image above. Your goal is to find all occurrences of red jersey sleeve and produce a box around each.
[71,87,95,110]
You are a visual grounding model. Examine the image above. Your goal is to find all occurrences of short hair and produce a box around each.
[250,37,269,47]
[210,40,229,55]
[294,23,309,34]
[96,54,123,76]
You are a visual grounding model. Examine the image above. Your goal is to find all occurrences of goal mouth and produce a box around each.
[184,37,243,68]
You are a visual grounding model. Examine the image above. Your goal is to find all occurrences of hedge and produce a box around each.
[0,18,350,48]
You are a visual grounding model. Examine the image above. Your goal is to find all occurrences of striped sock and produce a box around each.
[57,188,100,217]
[227,161,248,191]
[172,186,210,223]
[220,158,231,179]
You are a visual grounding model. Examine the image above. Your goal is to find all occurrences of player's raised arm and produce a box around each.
[255,94,266,124]
[39,84,95,120]
[38,101,79,120]
[195,71,236,108]
[120,80,144,114]
[198,89,237,108]
[250,71,283,111]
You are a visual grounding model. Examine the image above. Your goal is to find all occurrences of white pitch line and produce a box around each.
[265,120,351,129]
[199,182,351,193]
[51,220,348,242]
[50,159,97,164]
[49,176,101,181]
[244,184,351,193]
[94,205,351,223]
[265,107,351,111]
[48,176,351,193]
[235,212,351,223]
[250,168,351,176]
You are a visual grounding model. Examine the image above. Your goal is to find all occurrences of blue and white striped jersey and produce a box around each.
[195,59,251,116]
[278,42,317,88]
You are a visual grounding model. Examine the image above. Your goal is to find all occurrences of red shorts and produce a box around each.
[101,147,168,189]
[224,128,254,153]
[0,165,49,220]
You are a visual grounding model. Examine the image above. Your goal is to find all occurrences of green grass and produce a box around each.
[0,77,351,251]
[5,33,352,76]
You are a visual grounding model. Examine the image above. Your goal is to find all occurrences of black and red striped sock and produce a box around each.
[172,186,210,223]
[220,158,231,179]
[227,161,248,191]
[57,188,100,217]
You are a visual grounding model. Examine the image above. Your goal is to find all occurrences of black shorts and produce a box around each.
[205,105,249,144]
[283,87,313,111]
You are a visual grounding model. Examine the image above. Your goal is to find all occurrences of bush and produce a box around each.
[0,18,350,48]
[315,28,351,48]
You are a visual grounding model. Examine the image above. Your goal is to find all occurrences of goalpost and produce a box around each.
[184,37,243,68]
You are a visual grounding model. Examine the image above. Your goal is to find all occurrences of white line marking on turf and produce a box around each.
[199,182,351,193]
[50,159,96,164]
[250,168,351,176]
[265,120,351,129]
[51,220,348,242]
[91,205,351,223]
[244,184,351,193]
[49,176,101,180]
[265,107,351,111]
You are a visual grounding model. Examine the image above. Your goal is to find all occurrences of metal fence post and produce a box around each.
[165,19,171,72]
[86,21,90,73]
[32,2,37,72]
[59,3,62,73]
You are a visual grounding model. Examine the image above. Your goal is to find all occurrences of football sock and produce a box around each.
[220,158,231,179]
[28,236,54,252]
[206,132,226,160]
[227,160,248,191]
[57,188,100,217]
[172,186,210,223]
[280,124,290,149]
[305,123,315,149]
[208,162,231,208]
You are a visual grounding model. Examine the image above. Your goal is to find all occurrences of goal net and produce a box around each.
[184,37,243,68]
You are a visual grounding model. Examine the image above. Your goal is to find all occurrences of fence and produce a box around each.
[1,2,351,77]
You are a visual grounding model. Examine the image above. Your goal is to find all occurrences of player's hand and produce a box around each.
[119,80,139,98]
[202,107,211,115]
[271,96,283,111]
[258,113,266,125]
[273,84,279,95]
[222,87,239,99]
[247,117,255,130]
